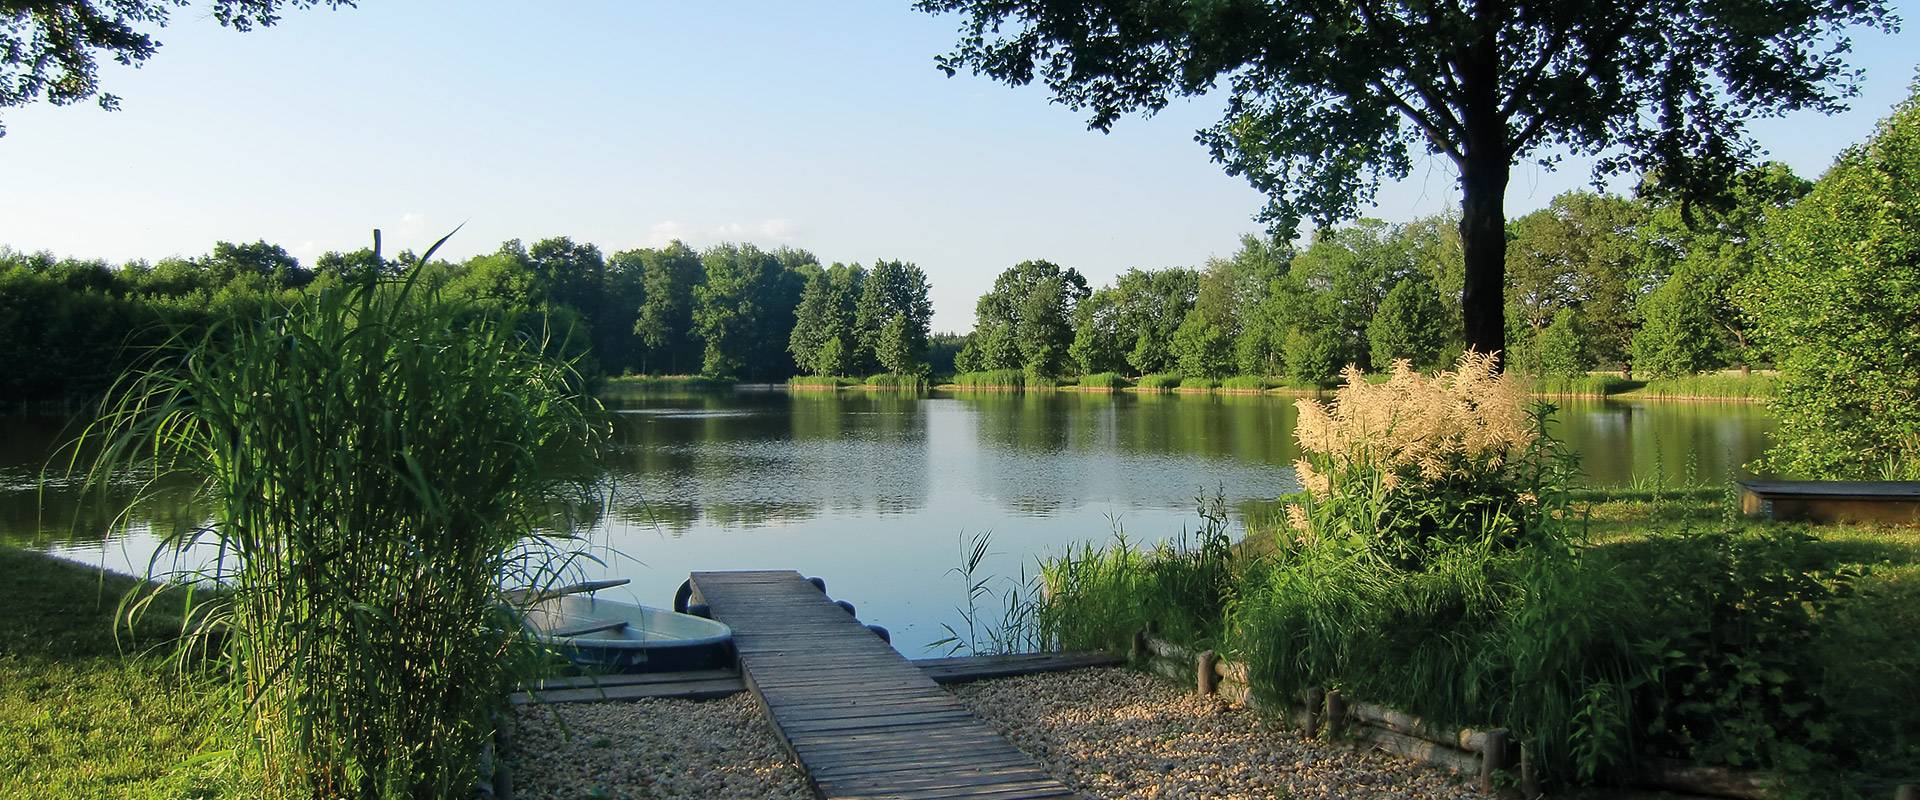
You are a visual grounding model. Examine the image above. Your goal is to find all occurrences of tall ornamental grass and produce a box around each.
[77,247,606,799]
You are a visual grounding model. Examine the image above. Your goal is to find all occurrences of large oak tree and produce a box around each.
[917,0,1895,363]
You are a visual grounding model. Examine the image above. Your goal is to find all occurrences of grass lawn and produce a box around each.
[0,547,238,799]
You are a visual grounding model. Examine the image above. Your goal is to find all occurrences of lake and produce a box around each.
[0,389,1775,654]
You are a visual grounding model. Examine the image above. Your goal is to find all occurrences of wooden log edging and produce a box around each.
[1131,631,1920,799]
[1134,634,1499,781]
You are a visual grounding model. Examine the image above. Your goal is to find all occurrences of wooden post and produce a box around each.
[1196,649,1219,695]
[1519,744,1541,799]
[1894,785,1915,800]
[1324,689,1347,737]
[1304,687,1325,738]
[1129,629,1147,663]
[1477,728,1509,794]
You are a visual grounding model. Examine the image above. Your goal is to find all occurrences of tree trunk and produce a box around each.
[1458,157,1509,365]
[1457,6,1510,369]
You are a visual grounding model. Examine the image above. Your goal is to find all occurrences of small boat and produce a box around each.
[520,590,735,673]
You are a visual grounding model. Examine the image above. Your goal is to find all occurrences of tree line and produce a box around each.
[952,162,1813,385]
[0,237,934,403]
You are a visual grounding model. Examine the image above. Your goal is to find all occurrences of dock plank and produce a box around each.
[690,570,1077,800]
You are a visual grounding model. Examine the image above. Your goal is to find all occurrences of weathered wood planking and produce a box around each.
[1739,480,1920,524]
[689,570,1079,800]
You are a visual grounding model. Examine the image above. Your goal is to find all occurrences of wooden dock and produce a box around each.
[511,651,1123,705]
[688,569,1078,800]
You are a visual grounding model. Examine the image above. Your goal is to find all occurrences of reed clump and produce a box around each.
[1136,373,1182,390]
[78,246,606,800]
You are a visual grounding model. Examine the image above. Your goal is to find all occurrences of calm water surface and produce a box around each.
[0,390,1775,653]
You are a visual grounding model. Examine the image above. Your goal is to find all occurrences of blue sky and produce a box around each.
[0,1,1914,330]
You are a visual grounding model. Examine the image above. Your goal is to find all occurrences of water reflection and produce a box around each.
[1,390,1777,653]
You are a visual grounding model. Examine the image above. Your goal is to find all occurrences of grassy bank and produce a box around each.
[791,373,933,391]
[1532,371,1776,401]
[1030,489,1918,793]
[0,547,240,798]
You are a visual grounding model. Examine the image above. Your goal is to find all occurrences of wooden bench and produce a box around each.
[1738,480,1920,524]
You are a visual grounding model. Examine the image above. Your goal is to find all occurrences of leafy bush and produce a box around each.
[83,258,605,798]
[1181,376,1220,390]
[1621,529,1863,772]
[1742,86,1920,478]
[1137,373,1182,390]
[1536,309,1597,378]
[1076,372,1130,389]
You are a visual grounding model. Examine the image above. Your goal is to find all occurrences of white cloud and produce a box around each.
[398,212,426,226]
[756,218,799,240]
[645,220,695,246]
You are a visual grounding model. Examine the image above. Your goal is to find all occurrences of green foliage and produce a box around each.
[858,259,935,375]
[1136,373,1181,390]
[789,263,866,377]
[1075,372,1130,389]
[694,244,810,379]
[1367,276,1449,371]
[77,253,607,799]
[1632,163,1811,377]
[1069,287,1127,376]
[1505,192,1645,366]
[1536,309,1595,378]
[1180,376,1219,391]
[1282,327,1342,386]
[1630,269,1727,378]
[1742,86,1920,479]
[968,260,1090,379]
[921,0,1890,358]
[1625,529,1863,771]
[626,241,704,375]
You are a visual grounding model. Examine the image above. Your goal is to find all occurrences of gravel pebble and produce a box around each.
[508,668,1491,800]
[508,693,812,800]
[953,668,1491,800]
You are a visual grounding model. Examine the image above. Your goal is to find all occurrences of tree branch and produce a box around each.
[1499,26,1571,120]
[1374,78,1467,164]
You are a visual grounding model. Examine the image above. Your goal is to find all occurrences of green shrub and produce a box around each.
[1180,377,1219,390]
[951,369,1026,389]
[1076,372,1131,389]
[1742,86,1920,478]
[1137,373,1182,390]
[80,254,605,799]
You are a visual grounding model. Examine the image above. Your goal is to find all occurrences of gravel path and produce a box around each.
[508,694,811,800]
[952,668,1490,800]
[508,667,1490,800]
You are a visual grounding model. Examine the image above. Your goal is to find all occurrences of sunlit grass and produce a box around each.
[74,249,608,799]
